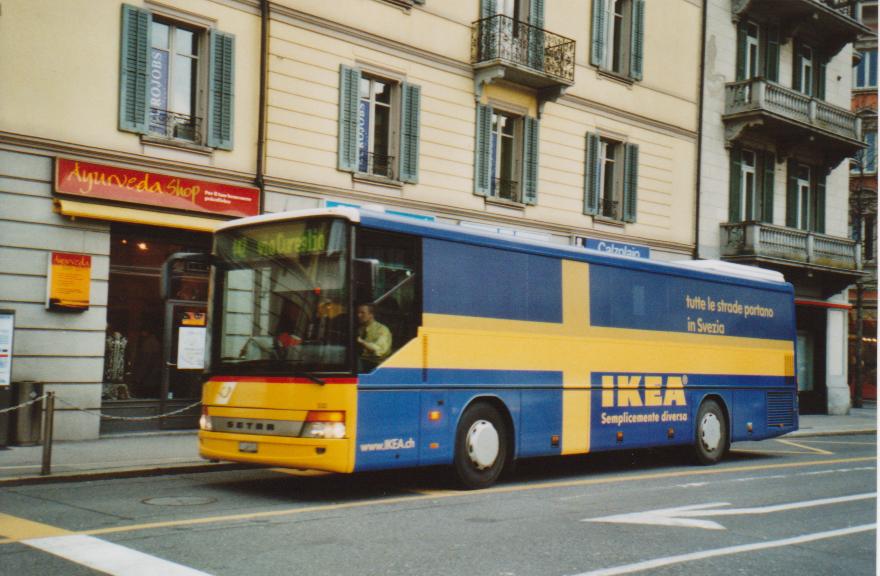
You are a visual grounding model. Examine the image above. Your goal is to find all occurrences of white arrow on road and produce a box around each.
[583,492,876,531]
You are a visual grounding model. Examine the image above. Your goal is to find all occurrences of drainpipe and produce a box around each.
[693,0,708,260]
[255,0,269,213]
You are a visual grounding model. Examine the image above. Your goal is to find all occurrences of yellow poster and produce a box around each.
[47,252,91,311]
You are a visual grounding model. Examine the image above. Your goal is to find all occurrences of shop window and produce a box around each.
[104,224,210,401]
[584,132,638,222]
[338,66,421,183]
[119,4,234,150]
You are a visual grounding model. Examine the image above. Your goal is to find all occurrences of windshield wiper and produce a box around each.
[291,371,325,385]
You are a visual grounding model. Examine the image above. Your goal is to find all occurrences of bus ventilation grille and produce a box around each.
[767,392,795,427]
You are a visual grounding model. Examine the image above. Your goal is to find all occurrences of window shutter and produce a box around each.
[729,146,742,222]
[207,30,235,150]
[399,82,421,184]
[474,104,493,196]
[629,0,645,80]
[786,159,799,227]
[793,41,803,93]
[528,0,546,71]
[817,55,827,100]
[761,151,775,223]
[481,0,496,19]
[764,25,780,82]
[590,0,606,67]
[583,133,600,215]
[522,116,539,205]
[622,143,639,223]
[735,21,747,81]
[815,170,826,233]
[338,65,361,172]
[119,4,151,134]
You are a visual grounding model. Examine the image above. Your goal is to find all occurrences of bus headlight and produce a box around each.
[200,408,213,431]
[301,411,346,439]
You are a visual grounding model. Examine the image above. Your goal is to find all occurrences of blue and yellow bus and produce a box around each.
[194,207,797,488]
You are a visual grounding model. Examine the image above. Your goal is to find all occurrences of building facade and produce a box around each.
[698,0,869,414]
[1,0,703,439]
[849,0,877,403]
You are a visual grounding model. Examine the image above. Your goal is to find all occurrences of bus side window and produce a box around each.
[355,228,422,364]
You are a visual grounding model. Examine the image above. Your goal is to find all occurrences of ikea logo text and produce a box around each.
[601,375,687,408]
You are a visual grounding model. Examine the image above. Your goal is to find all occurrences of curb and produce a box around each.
[0,462,255,487]
[785,428,877,438]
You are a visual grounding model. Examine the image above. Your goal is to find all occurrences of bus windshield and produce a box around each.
[213,217,351,374]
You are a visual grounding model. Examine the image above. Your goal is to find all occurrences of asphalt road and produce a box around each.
[0,434,875,576]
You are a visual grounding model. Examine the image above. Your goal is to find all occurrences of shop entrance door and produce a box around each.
[160,300,208,429]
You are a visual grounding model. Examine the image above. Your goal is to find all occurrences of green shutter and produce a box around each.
[622,143,639,223]
[583,133,600,215]
[481,0,496,19]
[474,104,493,196]
[119,4,151,134]
[761,151,775,223]
[522,116,539,205]
[786,159,799,227]
[399,83,421,184]
[793,41,803,93]
[338,65,361,172]
[735,21,747,81]
[629,0,645,80]
[815,170,826,233]
[207,30,235,150]
[528,0,546,71]
[590,0,606,67]
[817,55,827,100]
[729,146,742,222]
[765,25,780,82]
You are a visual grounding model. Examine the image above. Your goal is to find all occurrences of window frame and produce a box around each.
[147,17,207,144]
[490,109,524,202]
[590,0,644,81]
[357,74,401,180]
[598,138,623,219]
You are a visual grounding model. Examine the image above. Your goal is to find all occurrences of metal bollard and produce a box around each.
[41,392,55,476]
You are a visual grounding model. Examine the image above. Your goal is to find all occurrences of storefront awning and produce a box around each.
[54,199,224,232]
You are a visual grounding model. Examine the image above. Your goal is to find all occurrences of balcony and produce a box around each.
[732,0,871,58]
[721,221,862,295]
[471,14,575,105]
[723,78,864,167]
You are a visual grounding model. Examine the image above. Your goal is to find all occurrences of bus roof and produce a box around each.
[215,207,791,291]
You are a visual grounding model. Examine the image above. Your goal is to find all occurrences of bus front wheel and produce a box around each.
[694,399,728,465]
[453,403,509,489]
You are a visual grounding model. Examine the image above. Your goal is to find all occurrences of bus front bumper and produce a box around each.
[199,431,352,473]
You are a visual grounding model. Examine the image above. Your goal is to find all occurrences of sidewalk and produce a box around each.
[0,404,875,486]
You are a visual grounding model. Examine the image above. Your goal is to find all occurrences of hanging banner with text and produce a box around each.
[0,311,13,387]
[55,158,260,218]
[46,252,92,311]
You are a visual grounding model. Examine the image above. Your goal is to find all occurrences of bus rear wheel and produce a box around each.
[694,399,728,465]
[453,403,509,489]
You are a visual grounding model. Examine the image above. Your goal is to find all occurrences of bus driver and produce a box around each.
[356,303,392,372]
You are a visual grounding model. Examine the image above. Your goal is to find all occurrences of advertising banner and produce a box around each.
[55,158,260,218]
[46,252,92,311]
[0,311,13,387]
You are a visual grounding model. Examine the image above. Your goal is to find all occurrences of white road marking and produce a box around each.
[569,524,876,576]
[584,492,876,530]
[25,534,213,576]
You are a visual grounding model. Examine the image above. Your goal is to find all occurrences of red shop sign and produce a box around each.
[55,158,259,218]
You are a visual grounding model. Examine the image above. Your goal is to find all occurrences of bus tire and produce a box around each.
[453,403,509,490]
[694,399,728,465]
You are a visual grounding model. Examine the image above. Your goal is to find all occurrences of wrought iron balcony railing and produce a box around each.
[599,198,620,220]
[725,78,861,142]
[471,14,575,84]
[358,152,395,179]
[492,178,520,202]
[721,221,861,271]
[149,109,202,142]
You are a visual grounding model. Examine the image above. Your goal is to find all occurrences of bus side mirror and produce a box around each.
[354,258,379,303]
[161,252,214,300]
